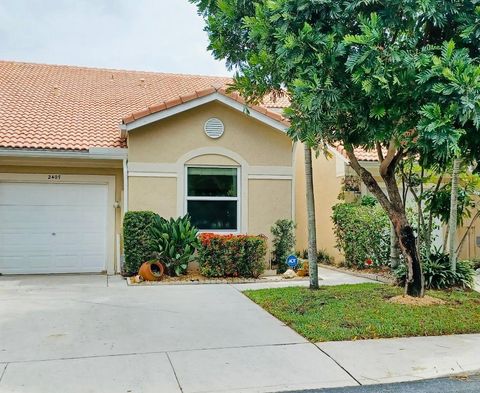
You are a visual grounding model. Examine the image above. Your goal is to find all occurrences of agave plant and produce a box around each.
[150,214,200,276]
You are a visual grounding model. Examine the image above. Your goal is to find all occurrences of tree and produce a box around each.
[448,158,461,270]
[416,40,480,271]
[191,0,479,297]
[191,0,321,289]
[304,145,319,288]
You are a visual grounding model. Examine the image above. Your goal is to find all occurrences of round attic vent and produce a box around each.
[204,118,224,139]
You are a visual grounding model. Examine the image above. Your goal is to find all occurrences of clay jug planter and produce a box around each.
[138,261,165,281]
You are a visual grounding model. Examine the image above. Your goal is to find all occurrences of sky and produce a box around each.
[0,0,230,76]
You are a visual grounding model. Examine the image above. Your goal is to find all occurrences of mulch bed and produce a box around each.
[126,272,309,286]
[320,263,396,284]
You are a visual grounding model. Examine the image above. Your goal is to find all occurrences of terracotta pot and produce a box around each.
[138,261,165,281]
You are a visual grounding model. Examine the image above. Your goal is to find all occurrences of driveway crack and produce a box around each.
[0,363,8,384]
[166,352,183,392]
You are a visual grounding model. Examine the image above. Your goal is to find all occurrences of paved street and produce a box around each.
[0,269,479,392]
[285,373,480,393]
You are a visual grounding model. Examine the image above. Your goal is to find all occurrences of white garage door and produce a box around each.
[0,182,108,274]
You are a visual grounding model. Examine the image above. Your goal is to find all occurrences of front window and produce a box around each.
[186,167,239,231]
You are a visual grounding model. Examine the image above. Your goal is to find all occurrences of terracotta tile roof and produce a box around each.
[334,144,380,162]
[0,61,232,151]
[262,92,291,108]
[0,60,375,162]
[121,86,289,127]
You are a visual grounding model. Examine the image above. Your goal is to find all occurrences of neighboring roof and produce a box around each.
[0,61,231,151]
[262,93,291,108]
[121,86,288,128]
[334,144,379,162]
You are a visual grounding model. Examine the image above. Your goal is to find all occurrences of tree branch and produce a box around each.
[345,147,392,213]
[377,138,401,177]
[376,142,384,163]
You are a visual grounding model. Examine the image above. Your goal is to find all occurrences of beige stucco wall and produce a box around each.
[127,100,294,262]
[294,144,344,262]
[128,176,177,218]
[0,157,124,271]
[128,101,292,166]
[249,179,293,261]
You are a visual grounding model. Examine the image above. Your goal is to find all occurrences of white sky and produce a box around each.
[0,0,230,76]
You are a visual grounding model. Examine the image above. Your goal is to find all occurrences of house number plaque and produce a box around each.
[47,174,62,180]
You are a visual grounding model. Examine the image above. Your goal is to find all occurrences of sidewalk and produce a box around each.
[317,334,480,386]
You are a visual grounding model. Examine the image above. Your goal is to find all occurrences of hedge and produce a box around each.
[332,201,390,268]
[123,211,157,275]
[198,233,267,278]
[271,219,296,273]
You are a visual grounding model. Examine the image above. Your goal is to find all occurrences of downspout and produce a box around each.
[120,123,129,274]
[123,157,129,216]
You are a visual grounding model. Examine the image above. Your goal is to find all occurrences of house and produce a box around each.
[0,61,477,275]
[0,61,298,275]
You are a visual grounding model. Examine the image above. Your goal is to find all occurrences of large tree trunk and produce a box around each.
[448,158,461,271]
[346,145,425,297]
[389,224,400,268]
[304,144,319,289]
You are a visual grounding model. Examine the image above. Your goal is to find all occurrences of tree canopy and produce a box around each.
[191,0,480,296]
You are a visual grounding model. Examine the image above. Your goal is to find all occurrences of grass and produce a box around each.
[244,283,480,342]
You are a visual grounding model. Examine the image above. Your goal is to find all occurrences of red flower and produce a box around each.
[365,259,373,266]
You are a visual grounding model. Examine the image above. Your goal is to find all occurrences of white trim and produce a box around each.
[248,174,292,180]
[123,158,129,215]
[0,172,117,274]
[185,166,241,234]
[88,148,128,158]
[249,166,293,176]
[0,148,128,160]
[123,93,288,134]
[128,162,178,173]
[175,147,248,233]
[326,145,349,164]
[129,172,177,178]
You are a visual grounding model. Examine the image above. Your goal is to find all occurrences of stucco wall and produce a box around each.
[128,177,177,217]
[294,144,344,262]
[248,178,293,260]
[128,101,292,166]
[127,100,294,261]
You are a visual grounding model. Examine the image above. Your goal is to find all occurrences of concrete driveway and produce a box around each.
[0,273,359,393]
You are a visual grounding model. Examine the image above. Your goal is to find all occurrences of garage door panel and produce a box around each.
[0,207,51,231]
[0,255,53,272]
[0,233,52,254]
[0,182,108,274]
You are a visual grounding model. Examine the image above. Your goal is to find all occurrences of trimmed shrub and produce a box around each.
[332,202,390,268]
[198,233,267,278]
[150,214,200,276]
[394,252,476,289]
[271,219,296,273]
[123,211,157,275]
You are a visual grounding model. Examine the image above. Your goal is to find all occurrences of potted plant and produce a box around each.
[138,260,165,281]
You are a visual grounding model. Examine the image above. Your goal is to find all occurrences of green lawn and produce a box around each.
[244,283,480,342]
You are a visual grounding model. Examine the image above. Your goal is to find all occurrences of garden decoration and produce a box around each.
[138,260,165,281]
